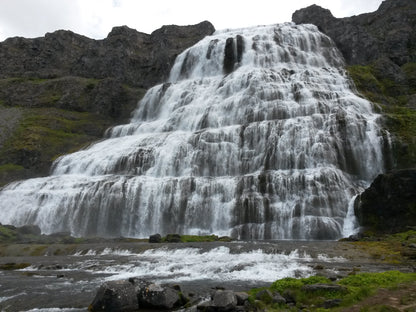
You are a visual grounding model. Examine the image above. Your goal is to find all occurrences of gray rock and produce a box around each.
[234,292,249,305]
[137,283,183,310]
[212,290,238,310]
[89,280,138,312]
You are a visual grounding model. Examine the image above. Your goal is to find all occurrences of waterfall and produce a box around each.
[0,23,385,240]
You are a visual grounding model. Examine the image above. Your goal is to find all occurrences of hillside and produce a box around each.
[0,21,215,186]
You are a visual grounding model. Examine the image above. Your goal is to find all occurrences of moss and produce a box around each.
[0,262,31,270]
[180,234,219,242]
[0,107,111,176]
[347,62,416,168]
[0,225,17,241]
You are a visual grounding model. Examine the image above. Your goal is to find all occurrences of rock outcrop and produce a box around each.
[354,169,416,234]
[292,0,416,67]
[0,21,215,186]
[0,21,215,88]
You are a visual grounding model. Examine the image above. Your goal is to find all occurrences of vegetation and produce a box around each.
[347,62,416,168]
[248,271,416,311]
[0,107,111,186]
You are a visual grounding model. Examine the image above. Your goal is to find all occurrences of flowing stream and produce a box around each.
[0,23,386,240]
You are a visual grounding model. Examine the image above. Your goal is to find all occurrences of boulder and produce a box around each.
[197,290,238,312]
[213,290,238,310]
[137,282,184,310]
[149,233,162,243]
[354,169,416,234]
[234,292,249,305]
[89,280,138,312]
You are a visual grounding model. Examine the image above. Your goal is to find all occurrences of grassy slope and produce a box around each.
[347,62,416,169]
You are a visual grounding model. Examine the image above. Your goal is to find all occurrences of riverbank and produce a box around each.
[1,233,416,311]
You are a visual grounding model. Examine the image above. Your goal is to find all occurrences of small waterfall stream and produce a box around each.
[0,23,385,239]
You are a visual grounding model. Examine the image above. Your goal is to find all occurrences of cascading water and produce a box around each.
[0,23,385,240]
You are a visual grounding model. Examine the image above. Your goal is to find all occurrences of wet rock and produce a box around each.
[354,169,416,234]
[223,38,235,74]
[149,233,162,243]
[137,282,184,310]
[89,280,138,312]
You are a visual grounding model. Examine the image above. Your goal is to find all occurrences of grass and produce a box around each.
[350,230,416,264]
[248,271,416,311]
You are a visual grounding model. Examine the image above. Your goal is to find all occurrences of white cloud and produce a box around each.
[0,0,383,41]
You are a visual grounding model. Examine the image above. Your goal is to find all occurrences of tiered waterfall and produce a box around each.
[0,23,386,240]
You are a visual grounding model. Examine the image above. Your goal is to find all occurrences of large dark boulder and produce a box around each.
[354,169,416,234]
[89,280,138,312]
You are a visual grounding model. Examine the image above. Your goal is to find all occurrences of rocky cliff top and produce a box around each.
[292,0,416,66]
[0,21,215,88]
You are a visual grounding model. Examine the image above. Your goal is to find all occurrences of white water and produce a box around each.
[0,23,385,239]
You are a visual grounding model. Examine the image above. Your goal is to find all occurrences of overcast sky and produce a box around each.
[0,0,384,42]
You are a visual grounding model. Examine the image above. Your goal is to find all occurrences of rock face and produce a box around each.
[354,169,416,234]
[0,21,215,186]
[292,0,416,67]
[0,21,215,88]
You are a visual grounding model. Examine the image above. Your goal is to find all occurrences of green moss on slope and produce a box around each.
[347,62,416,168]
[0,107,112,184]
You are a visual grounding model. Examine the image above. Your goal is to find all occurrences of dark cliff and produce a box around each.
[0,21,215,186]
[293,0,416,170]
